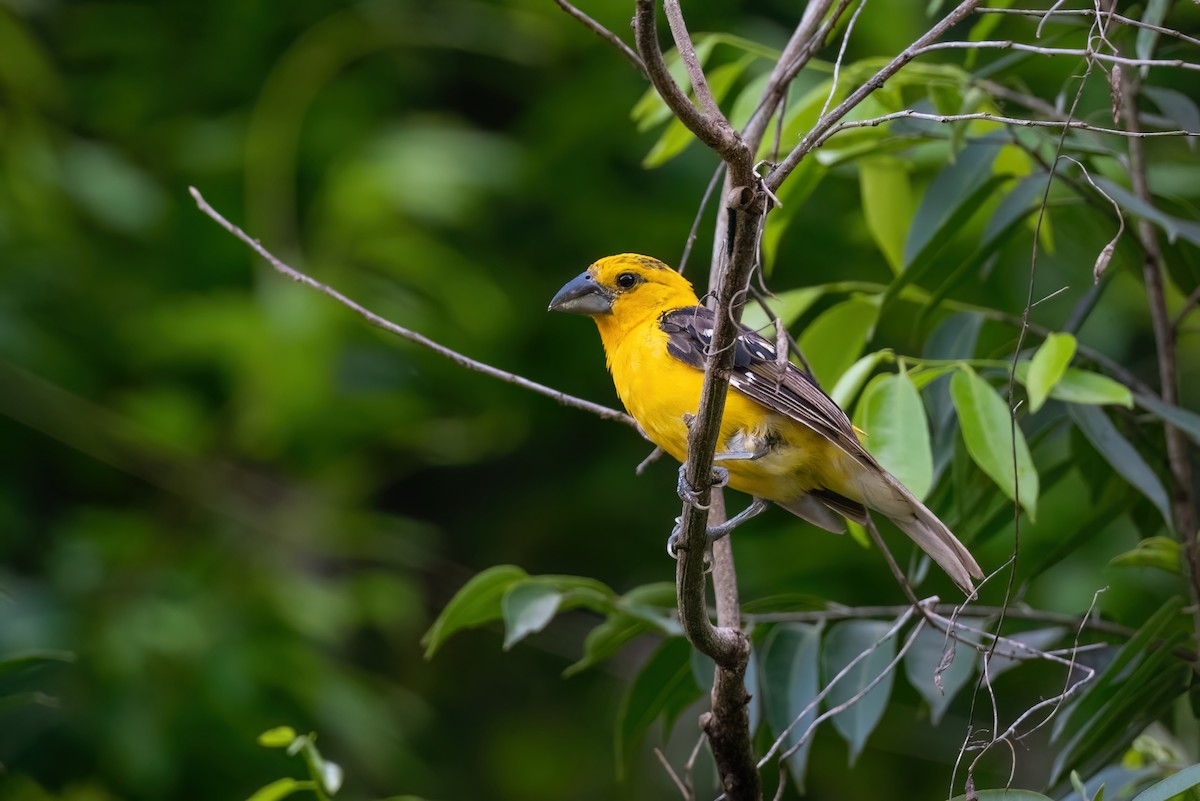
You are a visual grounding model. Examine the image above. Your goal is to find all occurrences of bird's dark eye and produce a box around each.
[616,272,638,289]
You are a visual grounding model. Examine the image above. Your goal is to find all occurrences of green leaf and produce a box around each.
[1094,177,1200,248]
[1018,366,1133,409]
[797,297,880,389]
[614,637,700,779]
[564,614,651,678]
[859,156,914,274]
[1131,763,1200,801]
[245,778,312,801]
[854,370,933,499]
[421,565,528,658]
[0,649,76,677]
[830,350,888,409]
[902,622,978,724]
[642,56,752,167]
[821,620,896,764]
[1051,597,1190,783]
[501,583,563,650]
[740,286,824,333]
[903,141,1002,268]
[759,623,822,793]
[1135,0,1171,74]
[618,639,697,760]
[630,39,716,131]
[1109,536,1181,574]
[1069,405,1173,530]
[1026,332,1076,413]
[1136,393,1200,446]
[257,727,298,748]
[950,367,1039,520]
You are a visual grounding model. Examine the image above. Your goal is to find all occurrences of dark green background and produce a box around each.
[1,1,1197,799]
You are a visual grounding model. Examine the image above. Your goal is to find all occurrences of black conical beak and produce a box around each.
[548,271,614,316]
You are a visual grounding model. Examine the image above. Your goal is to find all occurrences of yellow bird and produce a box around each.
[549,253,983,593]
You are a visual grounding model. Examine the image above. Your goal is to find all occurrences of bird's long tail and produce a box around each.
[857,469,984,594]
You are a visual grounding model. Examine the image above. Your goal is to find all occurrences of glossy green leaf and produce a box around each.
[950,367,1039,520]
[421,565,528,658]
[760,623,822,793]
[1026,333,1076,412]
[1131,763,1200,801]
[902,623,978,724]
[798,297,880,389]
[821,620,896,764]
[859,156,913,274]
[1069,404,1173,530]
[502,583,563,650]
[614,637,701,779]
[831,350,888,409]
[854,371,933,499]
[1015,366,1133,409]
[1109,536,1181,574]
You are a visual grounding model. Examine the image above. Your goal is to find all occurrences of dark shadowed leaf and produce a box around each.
[615,637,701,779]
[422,565,528,658]
[1069,404,1173,530]
[902,622,978,724]
[821,620,897,764]
[760,623,822,793]
[564,614,651,678]
[1136,393,1200,445]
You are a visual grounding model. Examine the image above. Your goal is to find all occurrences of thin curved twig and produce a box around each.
[188,188,635,427]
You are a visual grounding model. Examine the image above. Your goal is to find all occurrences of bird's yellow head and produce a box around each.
[548,254,700,342]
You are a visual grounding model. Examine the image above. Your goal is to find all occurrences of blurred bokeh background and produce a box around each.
[1,1,1197,799]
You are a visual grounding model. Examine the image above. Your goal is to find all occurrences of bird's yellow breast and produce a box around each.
[603,316,848,503]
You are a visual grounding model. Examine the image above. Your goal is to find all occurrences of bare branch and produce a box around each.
[975,7,1200,49]
[916,40,1200,72]
[633,0,744,162]
[553,0,647,76]
[818,109,1199,145]
[1121,71,1200,666]
[188,188,635,428]
[765,0,985,192]
[663,0,719,119]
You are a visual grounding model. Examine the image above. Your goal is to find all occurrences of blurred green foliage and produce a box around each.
[1,1,1198,800]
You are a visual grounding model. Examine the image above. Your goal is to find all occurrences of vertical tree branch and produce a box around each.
[1121,73,1200,659]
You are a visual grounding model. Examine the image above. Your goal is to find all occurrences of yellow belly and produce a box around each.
[608,325,852,503]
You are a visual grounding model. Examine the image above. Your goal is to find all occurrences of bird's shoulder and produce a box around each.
[657,306,867,459]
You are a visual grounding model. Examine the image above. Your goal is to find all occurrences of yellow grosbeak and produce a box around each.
[549,253,982,593]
